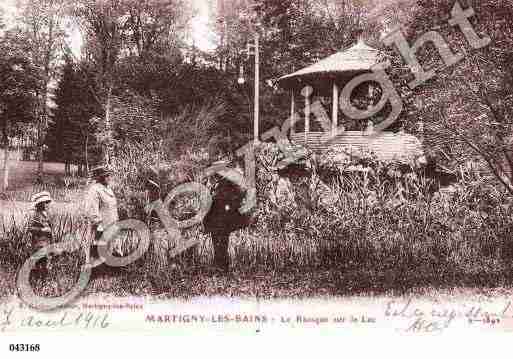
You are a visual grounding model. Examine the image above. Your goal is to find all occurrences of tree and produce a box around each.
[122,0,192,59]
[0,30,41,190]
[47,55,101,174]
[17,0,67,182]
[395,0,513,193]
[72,0,192,162]
[73,0,130,165]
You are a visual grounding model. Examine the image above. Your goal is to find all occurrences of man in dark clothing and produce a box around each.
[203,170,252,272]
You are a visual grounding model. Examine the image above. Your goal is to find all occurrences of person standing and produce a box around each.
[85,165,120,264]
[28,191,54,280]
[203,160,252,273]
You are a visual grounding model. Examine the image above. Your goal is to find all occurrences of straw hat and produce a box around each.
[31,191,53,206]
[90,165,112,179]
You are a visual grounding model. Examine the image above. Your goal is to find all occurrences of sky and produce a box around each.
[191,0,217,51]
[0,0,217,55]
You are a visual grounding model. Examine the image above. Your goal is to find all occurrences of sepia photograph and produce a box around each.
[0,0,512,351]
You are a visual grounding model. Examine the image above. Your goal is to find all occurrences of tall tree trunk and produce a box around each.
[37,136,44,178]
[85,132,90,175]
[1,120,10,191]
[103,84,113,165]
[1,147,10,191]
[36,113,45,183]
[36,85,48,183]
[36,4,57,184]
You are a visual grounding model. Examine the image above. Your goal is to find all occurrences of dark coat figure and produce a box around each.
[203,176,252,272]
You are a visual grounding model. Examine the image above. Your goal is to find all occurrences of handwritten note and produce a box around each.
[0,307,111,332]
[384,299,513,332]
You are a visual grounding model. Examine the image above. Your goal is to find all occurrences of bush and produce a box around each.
[232,145,513,281]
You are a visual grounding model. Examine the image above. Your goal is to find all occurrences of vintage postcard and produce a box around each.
[1,0,512,355]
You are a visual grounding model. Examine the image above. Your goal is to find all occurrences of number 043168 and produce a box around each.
[9,344,40,352]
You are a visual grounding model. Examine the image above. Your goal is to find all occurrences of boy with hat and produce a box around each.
[28,191,54,279]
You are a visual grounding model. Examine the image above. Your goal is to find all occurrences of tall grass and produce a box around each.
[2,183,80,202]
[1,162,513,295]
[228,166,513,283]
